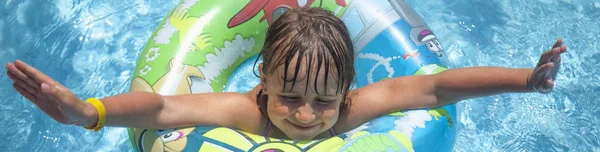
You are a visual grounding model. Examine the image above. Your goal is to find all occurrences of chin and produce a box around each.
[291,125,330,140]
[286,133,317,140]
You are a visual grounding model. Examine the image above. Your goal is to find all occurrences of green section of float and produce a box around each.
[132,0,353,93]
[132,1,267,92]
[413,64,449,76]
[314,0,351,17]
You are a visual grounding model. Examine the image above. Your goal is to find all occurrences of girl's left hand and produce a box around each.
[527,38,567,93]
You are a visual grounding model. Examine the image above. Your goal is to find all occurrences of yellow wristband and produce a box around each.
[84,98,106,132]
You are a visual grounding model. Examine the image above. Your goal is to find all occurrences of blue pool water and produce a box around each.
[1,0,598,151]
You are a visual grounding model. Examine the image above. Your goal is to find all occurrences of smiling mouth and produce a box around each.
[286,120,319,131]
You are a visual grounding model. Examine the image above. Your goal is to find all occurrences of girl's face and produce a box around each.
[259,55,344,140]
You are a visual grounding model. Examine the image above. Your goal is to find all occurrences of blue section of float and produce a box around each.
[224,54,261,93]
[411,105,457,152]
[353,19,456,151]
[355,19,444,87]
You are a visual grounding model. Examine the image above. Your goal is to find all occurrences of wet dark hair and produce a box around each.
[254,7,355,100]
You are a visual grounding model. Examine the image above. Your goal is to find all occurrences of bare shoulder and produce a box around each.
[161,86,267,133]
[334,87,375,133]
[334,76,436,133]
[237,85,270,133]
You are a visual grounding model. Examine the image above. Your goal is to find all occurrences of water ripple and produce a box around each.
[1,0,178,151]
[411,0,600,151]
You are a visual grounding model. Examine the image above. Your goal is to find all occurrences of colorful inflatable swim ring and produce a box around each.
[128,0,457,151]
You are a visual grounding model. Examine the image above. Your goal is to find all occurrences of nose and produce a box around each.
[295,104,316,123]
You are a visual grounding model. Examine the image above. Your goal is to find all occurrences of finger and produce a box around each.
[545,79,554,89]
[550,46,566,61]
[19,85,71,125]
[549,56,561,80]
[13,83,38,103]
[6,62,40,89]
[552,38,562,48]
[540,79,554,94]
[7,71,39,95]
[13,60,61,88]
[538,47,562,67]
[552,56,562,66]
[538,48,555,66]
[6,62,28,79]
[10,71,50,103]
[559,46,567,53]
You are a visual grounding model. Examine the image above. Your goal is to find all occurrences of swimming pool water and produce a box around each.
[1,0,598,151]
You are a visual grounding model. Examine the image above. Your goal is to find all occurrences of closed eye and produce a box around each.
[280,96,300,102]
[316,99,334,105]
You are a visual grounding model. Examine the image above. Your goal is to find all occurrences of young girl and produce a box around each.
[5,8,566,140]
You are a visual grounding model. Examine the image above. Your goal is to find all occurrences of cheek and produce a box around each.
[318,104,340,120]
[321,110,337,120]
[267,99,291,118]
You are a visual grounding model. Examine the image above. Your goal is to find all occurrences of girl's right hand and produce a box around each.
[5,60,96,127]
[527,38,567,94]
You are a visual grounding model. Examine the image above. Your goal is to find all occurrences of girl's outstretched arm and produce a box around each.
[336,38,566,132]
[434,38,566,105]
[6,60,263,131]
[427,67,533,106]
